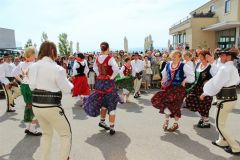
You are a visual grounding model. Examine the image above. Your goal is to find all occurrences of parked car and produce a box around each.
[0,49,22,57]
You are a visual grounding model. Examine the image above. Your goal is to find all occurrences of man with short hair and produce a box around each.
[131,52,144,98]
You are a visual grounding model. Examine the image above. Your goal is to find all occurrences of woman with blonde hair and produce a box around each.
[151,50,195,132]
[13,47,42,136]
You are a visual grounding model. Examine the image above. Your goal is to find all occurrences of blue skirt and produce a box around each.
[83,79,121,117]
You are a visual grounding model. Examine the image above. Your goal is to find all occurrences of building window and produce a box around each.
[225,0,231,14]
[210,5,215,12]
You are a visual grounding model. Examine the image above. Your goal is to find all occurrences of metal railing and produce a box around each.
[170,16,191,29]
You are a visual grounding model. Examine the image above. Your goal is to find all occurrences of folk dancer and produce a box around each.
[151,50,195,132]
[201,48,240,155]
[29,41,73,160]
[83,42,121,135]
[185,50,214,128]
[71,53,90,106]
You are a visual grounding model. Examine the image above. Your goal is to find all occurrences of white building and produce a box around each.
[0,28,16,49]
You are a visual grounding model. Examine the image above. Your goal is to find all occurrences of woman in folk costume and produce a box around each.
[12,47,42,136]
[151,50,195,132]
[185,50,214,128]
[116,57,134,103]
[71,53,90,106]
[201,48,240,155]
[83,42,121,135]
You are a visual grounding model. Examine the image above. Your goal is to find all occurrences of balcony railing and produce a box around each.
[170,16,191,29]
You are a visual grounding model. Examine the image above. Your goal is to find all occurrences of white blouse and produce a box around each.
[72,60,89,76]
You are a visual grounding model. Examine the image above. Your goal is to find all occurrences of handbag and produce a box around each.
[152,73,161,80]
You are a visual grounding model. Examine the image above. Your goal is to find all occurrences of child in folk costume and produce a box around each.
[185,50,214,128]
[71,53,90,106]
[12,47,42,136]
[116,57,134,103]
[201,48,240,155]
[151,50,195,132]
[83,42,121,135]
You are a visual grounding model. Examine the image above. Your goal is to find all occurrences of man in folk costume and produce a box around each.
[200,48,240,155]
[13,47,42,136]
[29,41,73,160]
[151,50,195,132]
[131,52,144,98]
[116,57,134,103]
[83,42,121,135]
[0,53,20,112]
[71,53,90,106]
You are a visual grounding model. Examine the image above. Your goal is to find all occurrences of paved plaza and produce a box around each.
[0,90,240,160]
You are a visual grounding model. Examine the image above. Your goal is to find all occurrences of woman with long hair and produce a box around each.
[28,41,73,160]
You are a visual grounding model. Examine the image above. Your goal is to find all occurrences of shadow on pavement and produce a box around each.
[193,125,218,141]
[160,131,229,160]
[0,135,40,160]
[85,131,130,160]
[232,109,240,114]
[71,106,88,120]
[118,102,144,113]
[0,112,18,123]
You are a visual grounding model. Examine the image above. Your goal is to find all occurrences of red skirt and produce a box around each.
[72,76,90,97]
[151,85,186,118]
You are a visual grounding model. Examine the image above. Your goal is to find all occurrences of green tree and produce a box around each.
[58,33,70,56]
[25,39,33,48]
[41,32,48,42]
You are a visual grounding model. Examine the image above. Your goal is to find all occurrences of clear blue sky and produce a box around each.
[0,0,209,52]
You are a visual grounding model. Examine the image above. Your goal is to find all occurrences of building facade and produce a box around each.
[169,0,240,49]
[0,27,16,49]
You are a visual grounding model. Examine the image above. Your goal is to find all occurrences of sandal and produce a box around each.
[168,123,179,132]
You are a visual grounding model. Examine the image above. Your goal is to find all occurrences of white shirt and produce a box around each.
[131,59,144,77]
[203,61,240,96]
[93,55,119,79]
[12,61,33,84]
[0,63,10,85]
[72,60,89,76]
[161,61,195,83]
[184,61,195,83]
[210,58,224,76]
[28,57,73,94]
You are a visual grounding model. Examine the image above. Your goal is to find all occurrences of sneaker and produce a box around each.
[99,122,110,130]
[6,108,15,112]
[197,122,211,128]
[26,130,42,136]
[198,119,204,126]
[109,128,116,135]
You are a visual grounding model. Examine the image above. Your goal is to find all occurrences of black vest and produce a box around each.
[76,62,85,76]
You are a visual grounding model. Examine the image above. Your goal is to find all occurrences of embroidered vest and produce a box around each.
[76,62,85,76]
[96,56,113,79]
[165,62,185,86]
[123,64,132,76]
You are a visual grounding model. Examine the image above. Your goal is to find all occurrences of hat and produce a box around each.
[217,48,239,59]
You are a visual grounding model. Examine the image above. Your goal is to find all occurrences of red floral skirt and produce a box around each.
[72,76,90,97]
[185,85,213,117]
[151,85,186,118]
